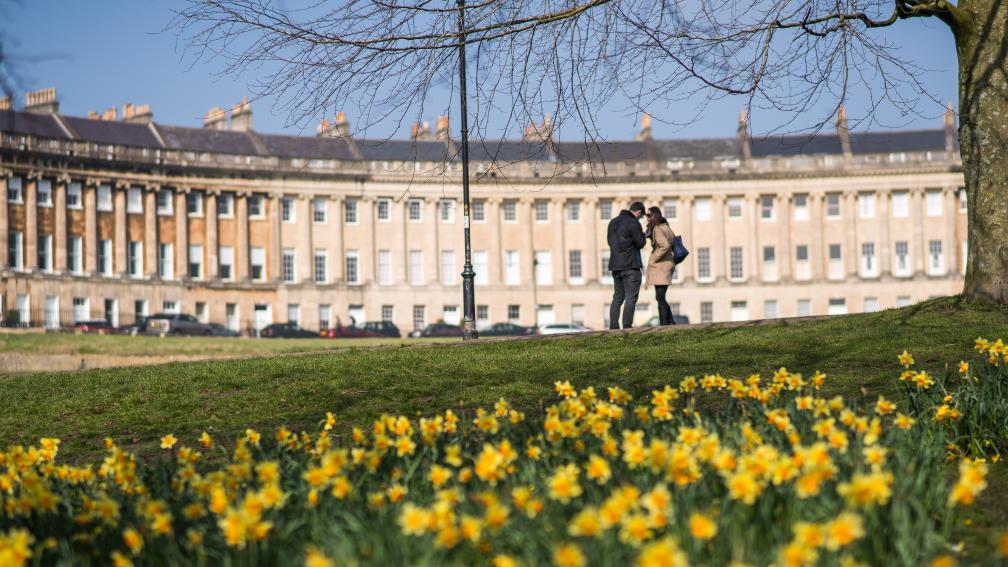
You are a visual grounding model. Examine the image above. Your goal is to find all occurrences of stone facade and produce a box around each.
[0,90,965,333]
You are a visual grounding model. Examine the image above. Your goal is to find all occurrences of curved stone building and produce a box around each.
[0,89,965,334]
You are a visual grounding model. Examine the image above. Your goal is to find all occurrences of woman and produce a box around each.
[644,206,676,325]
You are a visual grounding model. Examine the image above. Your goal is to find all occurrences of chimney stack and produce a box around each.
[88,110,99,119]
[0,95,10,111]
[835,105,852,158]
[25,87,59,114]
[101,107,118,121]
[635,112,652,141]
[737,109,751,160]
[943,103,957,152]
[204,106,227,130]
[319,112,350,138]
[411,121,432,141]
[523,114,554,145]
[435,115,451,141]
[122,103,154,125]
[231,96,253,131]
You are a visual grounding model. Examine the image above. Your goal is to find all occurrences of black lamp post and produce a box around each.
[457,0,478,340]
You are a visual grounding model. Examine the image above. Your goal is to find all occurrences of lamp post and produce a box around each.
[457,0,478,340]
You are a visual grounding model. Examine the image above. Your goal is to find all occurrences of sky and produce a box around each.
[2,0,962,141]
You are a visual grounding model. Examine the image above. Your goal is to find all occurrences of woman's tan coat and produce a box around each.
[645,223,676,288]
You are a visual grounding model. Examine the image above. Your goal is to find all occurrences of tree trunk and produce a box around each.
[956,0,1008,303]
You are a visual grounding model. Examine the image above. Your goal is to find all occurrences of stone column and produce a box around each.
[778,193,792,280]
[490,198,503,285]
[879,191,891,275]
[54,176,68,273]
[680,197,693,281]
[144,187,157,278]
[25,175,37,270]
[713,195,727,280]
[332,196,344,282]
[811,192,825,279]
[430,198,441,285]
[521,198,534,288]
[236,193,249,281]
[0,170,8,267]
[84,180,97,274]
[557,198,567,286]
[945,187,957,274]
[114,183,127,276]
[585,197,599,283]
[747,194,760,281]
[206,192,218,279]
[912,189,925,275]
[300,195,314,283]
[268,195,281,283]
[175,189,188,279]
[845,191,858,277]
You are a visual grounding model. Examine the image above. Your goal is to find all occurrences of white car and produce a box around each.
[536,323,592,335]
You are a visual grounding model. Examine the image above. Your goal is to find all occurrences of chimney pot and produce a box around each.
[835,105,852,158]
[24,87,59,114]
[0,95,10,111]
[102,107,117,121]
[636,111,653,141]
[204,106,228,130]
[88,110,99,119]
[230,96,253,131]
[435,115,451,141]
[737,108,751,160]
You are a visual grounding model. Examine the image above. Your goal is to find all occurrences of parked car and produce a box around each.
[144,313,213,336]
[480,322,534,337]
[72,319,116,334]
[320,325,381,338]
[361,321,401,338]
[208,323,241,337]
[260,323,319,338]
[409,323,464,338]
[536,323,592,335]
[643,314,691,326]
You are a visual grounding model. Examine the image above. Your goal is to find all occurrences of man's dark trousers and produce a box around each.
[609,269,642,329]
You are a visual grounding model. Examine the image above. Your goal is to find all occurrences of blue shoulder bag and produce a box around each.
[671,234,689,265]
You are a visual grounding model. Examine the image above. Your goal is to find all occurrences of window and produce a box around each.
[958,187,967,211]
[188,245,203,279]
[248,195,264,218]
[599,200,613,220]
[127,187,143,214]
[793,194,809,221]
[68,236,83,273]
[7,231,22,269]
[376,198,391,222]
[382,305,394,323]
[860,243,876,276]
[760,195,774,219]
[309,249,326,284]
[763,246,776,263]
[727,197,743,219]
[694,198,711,221]
[218,245,233,280]
[507,304,520,323]
[413,305,426,330]
[282,248,296,283]
[37,234,52,271]
[377,250,391,285]
[730,301,749,322]
[43,296,58,329]
[158,243,174,279]
[926,190,943,216]
[828,298,848,315]
[408,199,423,222]
[797,299,812,316]
[187,192,203,216]
[505,250,520,285]
[864,297,879,313]
[73,297,90,323]
[98,239,112,275]
[287,304,300,325]
[344,199,358,224]
[503,200,517,222]
[826,193,841,218]
[7,176,22,203]
[896,296,912,308]
[571,304,585,326]
[534,200,549,222]
[894,241,910,276]
[829,244,842,261]
[534,251,551,285]
[440,199,455,223]
[796,245,809,262]
[441,250,456,285]
[217,193,233,217]
[128,241,143,277]
[313,198,327,223]
[250,247,266,281]
[891,191,909,217]
[567,200,581,222]
[828,244,843,279]
[662,199,677,220]
[37,179,52,206]
[700,302,713,323]
[729,247,744,280]
[569,250,583,281]
[409,250,424,285]
[281,197,294,222]
[195,302,208,324]
[319,305,332,330]
[476,305,489,325]
[928,240,944,274]
[135,300,149,324]
[97,185,112,211]
[162,300,180,314]
[697,247,711,280]
[764,300,778,319]
[443,305,460,325]
[67,182,82,209]
[345,250,360,284]
[156,189,173,215]
[473,251,488,286]
[472,200,486,222]
[858,193,876,219]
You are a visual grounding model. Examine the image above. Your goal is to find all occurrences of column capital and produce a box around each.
[0,167,11,178]
[56,172,72,184]
[114,179,131,189]
[25,170,42,180]
[84,177,102,188]
[206,188,222,197]
[177,185,193,195]
[144,182,162,192]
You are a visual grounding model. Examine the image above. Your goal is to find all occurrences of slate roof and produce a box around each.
[61,116,161,147]
[555,141,649,163]
[155,125,261,155]
[750,134,843,157]
[356,139,451,162]
[0,110,70,139]
[849,130,952,154]
[258,133,358,160]
[651,138,740,161]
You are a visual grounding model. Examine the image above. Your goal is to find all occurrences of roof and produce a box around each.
[356,139,451,162]
[62,115,161,147]
[750,134,843,157]
[0,110,70,139]
[258,133,358,160]
[849,129,953,154]
[155,125,260,155]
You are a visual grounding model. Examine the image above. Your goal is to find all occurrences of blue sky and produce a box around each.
[3,1,961,141]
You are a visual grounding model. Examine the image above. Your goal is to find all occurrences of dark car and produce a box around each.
[320,325,381,338]
[260,323,319,338]
[361,321,401,338]
[208,323,240,337]
[72,319,115,334]
[480,322,534,337]
[409,323,464,338]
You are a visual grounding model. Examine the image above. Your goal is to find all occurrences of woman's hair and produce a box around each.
[646,206,667,225]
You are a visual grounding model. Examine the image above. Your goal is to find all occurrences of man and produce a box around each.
[607,201,646,329]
